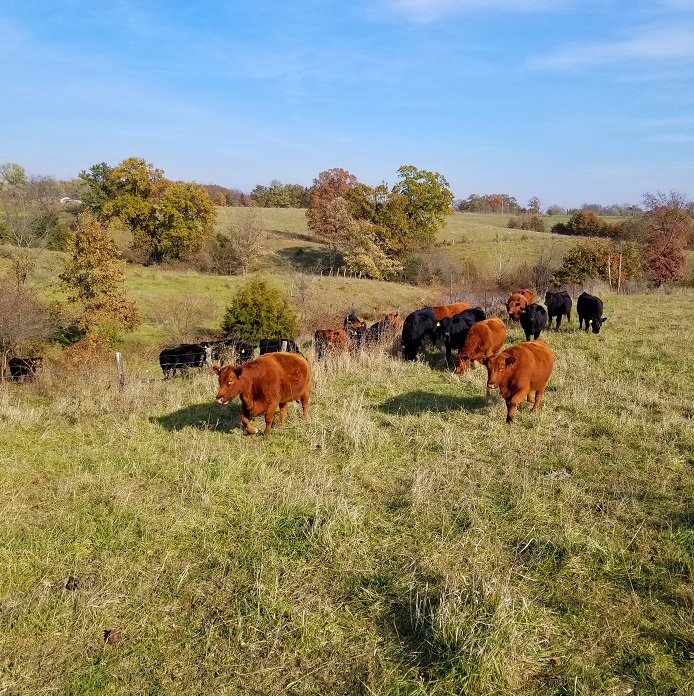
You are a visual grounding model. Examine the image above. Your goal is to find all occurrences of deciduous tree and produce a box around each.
[104,157,214,263]
[639,192,691,285]
[60,212,139,342]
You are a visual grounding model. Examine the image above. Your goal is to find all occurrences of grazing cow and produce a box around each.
[314,329,349,359]
[212,352,311,435]
[432,302,472,321]
[437,307,487,365]
[485,339,554,423]
[402,308,437,361]
[259,338,301,355]
[8,356,43,380]
[519,303,548,341]
[544,290,572,330]
[159,343,206,378]
[506,289,535,322]
[365,312,403,344]
[577,292,607,334]
[454,317,507,375]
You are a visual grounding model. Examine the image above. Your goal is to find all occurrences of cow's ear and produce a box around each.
[234,366,243,378]
[602,316,608,322]
[211,364,222,375]
[505,355,516,367]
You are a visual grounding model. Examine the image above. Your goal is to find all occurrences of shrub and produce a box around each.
[508,215,546,233]
[221,276,299,344]
[552,240,642,286]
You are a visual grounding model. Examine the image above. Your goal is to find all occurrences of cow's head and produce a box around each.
[454,352,472,375]
[485,352,516,389]
[212,364,244,404]
[591,317,607,334]
[507,300,525,321]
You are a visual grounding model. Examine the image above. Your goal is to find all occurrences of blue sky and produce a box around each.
[2,1,693,208]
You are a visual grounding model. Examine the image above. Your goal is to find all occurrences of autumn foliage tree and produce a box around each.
[60,212,139,343]
[306,168,359,266]
[639,191,691,286]
[81,157,215,264]
[306,165,453,278]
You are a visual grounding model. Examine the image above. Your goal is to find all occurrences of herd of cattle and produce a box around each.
[7,289,608,430]
[208,289,608,431]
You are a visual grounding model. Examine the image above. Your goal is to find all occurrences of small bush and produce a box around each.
[221,276,299,344]
[507,214,546,233]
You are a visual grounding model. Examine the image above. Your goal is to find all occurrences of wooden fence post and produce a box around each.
[617,253,623,291]
[115,352,125,390]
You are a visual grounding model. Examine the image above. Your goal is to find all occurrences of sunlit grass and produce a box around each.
[1,290,693,694]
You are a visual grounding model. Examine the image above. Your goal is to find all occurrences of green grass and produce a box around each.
[1,290,693,694]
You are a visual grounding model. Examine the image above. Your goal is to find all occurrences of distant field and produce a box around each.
[215,208,657,279]
[1,290,693,694]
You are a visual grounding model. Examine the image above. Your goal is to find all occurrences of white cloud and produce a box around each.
[381,0,565,22]
[534,25,694,69]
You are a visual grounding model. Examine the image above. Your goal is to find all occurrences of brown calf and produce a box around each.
[432,302,472,321]
[213,352,311,434]
[505,289,535,322]
[454,317,507,375]
[485,339,554,423]
[314,328,349,358]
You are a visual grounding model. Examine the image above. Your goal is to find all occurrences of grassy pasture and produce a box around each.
[1,289,693,694]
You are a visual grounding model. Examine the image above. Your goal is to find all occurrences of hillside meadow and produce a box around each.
[1,283,693,694]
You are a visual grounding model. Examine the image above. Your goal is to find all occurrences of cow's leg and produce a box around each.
[532,387,547,412]
[506,387,530,423]
[264,404,278,434]
[277,402,289,425]
[445,343,452,368]
[557,314,563,330]
[240,406,258,435]
[300,394,310,419]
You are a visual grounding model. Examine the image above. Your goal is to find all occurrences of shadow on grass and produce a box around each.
[377,390,488,415]
[153,402,238,432]
[274,246,333,273]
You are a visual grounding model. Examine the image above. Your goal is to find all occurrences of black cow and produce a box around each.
[159,344,206,378]
[9,356,42,380]
[259,338,301,355]
[519,303,548,341]
[202,337,255,364]
[437,307,486,365]
[577,292,607,334]
[365,313,402,344]
[402,308,437,361]
[544,290,572,330]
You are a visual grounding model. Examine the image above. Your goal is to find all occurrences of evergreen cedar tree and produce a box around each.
[221,277,299,346]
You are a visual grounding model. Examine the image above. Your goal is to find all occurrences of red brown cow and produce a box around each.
[365,312,404,343]
[453,317,507,375]
[484,339,554,423]
[212,353,311,434]
[432,302,472,321]
[314,329,349,358]
[505,289,535,321]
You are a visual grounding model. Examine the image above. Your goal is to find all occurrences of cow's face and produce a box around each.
[454,353,471,375]
[212,364,243,403]
[485,353,516,388]
[591,317,607,334]
[507,301,524,321]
